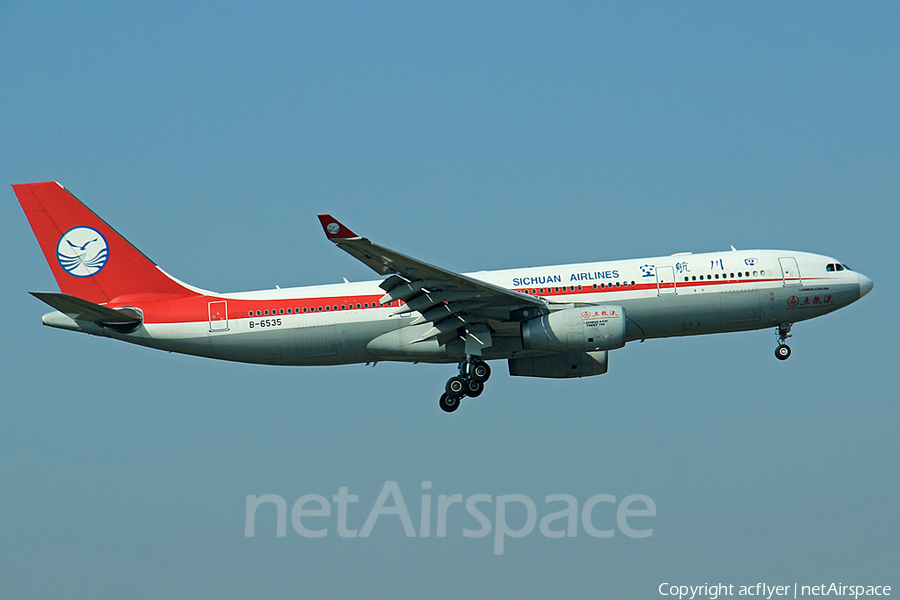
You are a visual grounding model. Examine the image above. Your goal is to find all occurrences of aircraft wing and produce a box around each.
[317,214,550,346]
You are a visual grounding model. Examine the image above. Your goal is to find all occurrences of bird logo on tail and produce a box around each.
[56,226,109,277]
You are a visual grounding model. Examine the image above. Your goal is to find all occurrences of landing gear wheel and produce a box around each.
[470,361,491,383]
[774,323,794,361]
[446,376,467,397]
[466,379,483,397]
[775,344,791,360]
[439,393,460,413]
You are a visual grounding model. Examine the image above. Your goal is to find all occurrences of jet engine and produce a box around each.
[521,305,626,353]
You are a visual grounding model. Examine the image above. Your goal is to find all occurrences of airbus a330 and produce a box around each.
[14,182,873,413]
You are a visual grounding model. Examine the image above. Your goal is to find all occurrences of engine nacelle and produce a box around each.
[521,305,626,353]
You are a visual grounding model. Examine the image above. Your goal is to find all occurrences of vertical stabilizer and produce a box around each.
[13,182,199,304]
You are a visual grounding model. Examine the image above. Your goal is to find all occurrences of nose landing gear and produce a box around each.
[775,323,793,361]
[438,356,492,413]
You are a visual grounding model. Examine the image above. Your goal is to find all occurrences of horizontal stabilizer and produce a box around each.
[31,292,143,331]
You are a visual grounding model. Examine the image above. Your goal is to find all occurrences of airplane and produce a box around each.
[14,181,873,413]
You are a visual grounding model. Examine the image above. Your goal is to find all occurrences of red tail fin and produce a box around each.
[13,182,199,304]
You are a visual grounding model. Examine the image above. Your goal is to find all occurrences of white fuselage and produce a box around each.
[44,248,868,366]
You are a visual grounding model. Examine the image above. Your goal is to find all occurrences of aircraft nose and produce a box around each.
[858,273,873,299]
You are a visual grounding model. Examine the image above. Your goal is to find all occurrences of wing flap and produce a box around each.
[410,315,471,344]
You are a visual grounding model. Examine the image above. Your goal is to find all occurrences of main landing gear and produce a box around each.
[439,357,492,413]
[775,323,793,361]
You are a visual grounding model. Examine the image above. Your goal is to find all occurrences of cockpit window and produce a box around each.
[835,264,844,271]
[826,264,835,272]
[841,264,852,271]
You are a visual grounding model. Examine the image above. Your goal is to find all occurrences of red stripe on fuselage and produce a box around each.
[109,277,831,325]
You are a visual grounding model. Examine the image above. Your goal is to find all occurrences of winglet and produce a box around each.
[317,215,360,240]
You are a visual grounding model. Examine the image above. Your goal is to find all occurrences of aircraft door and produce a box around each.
[779,257,801,286]
[209,300,229,331]
[656,265,677,295]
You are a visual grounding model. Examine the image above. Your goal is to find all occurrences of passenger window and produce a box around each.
[592,284,597,289]
[280,309,285,314]
[264,310,269,315]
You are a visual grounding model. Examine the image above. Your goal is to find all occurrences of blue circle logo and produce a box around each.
[57,226,109,277]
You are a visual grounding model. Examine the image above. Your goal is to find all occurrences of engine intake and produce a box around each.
[521,305,626,352]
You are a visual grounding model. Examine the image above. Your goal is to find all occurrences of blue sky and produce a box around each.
[1,2,897,597]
